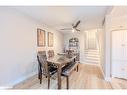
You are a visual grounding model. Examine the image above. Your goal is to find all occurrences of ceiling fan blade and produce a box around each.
[73,20,81,28]
[75,28,80,31]
[60,28,72,30]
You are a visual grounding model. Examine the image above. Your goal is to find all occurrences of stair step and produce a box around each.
[85,49,100,64]
[85,54,99,56]
[85,50,99,52]
[85,62,98,64]
[85,58,100,61]
[85,52,99,54]
[85,53,99,55]
[85,51,99,53]
[85,59,100,62]
[86,55,100,58]
[85,60,99,64]
[86,57,100,60]
[85,49,99,51]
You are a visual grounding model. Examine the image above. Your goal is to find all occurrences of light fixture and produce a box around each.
[72,29,75,33]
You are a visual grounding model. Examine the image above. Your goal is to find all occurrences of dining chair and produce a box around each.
[48,50,54,58]
[62,61,79,89]
[61,51,79,89]
[37,51,57,89]
[48,50,57,69]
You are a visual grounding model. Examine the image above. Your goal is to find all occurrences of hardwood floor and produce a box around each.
[13,64,112,89]
[111,78,127,89]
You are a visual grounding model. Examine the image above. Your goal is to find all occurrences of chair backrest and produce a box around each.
[48,50,54,58]
[37,51,48,76]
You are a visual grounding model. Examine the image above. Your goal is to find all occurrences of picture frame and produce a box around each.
[37,28,46,47]
[48,32,54,47]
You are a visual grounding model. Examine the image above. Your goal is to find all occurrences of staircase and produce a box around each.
[85,49,100,64]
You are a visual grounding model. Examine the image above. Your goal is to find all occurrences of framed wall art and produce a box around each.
[48,32,54,47]
[37,28,46,47]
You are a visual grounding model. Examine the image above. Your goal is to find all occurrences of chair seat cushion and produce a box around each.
[49,66,57,75]
[61,62,78,76]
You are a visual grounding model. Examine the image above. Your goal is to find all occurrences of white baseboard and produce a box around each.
[105,77,111,81]
[84,62,100,66]
[99,64,105,78]
[6,71,37,89]
[80,60,85,64]
[0,86,13,90]
[98,64,112,82]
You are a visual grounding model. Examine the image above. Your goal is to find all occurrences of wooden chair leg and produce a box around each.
[66,76,69,89]
[77,65,78,72]
[39,73,42,84]
[38,70,41,79]
[38,73,40,79]
[48,76,50,89]
[38,65,42,83]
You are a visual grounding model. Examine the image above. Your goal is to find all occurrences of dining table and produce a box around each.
[47,54,76,89]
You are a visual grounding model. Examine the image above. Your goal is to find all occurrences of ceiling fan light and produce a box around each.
[72,29,75,33]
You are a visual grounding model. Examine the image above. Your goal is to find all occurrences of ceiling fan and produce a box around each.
[60,20,81,32]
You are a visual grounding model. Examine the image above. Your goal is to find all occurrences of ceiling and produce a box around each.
[110,6,127,17]
[14,6,109,33]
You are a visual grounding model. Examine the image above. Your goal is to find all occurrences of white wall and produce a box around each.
[0,7,64,88]
[98,28,105,74]
[109,6,127,17]
[103,6,127,81]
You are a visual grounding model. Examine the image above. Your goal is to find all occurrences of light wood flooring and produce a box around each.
[111,78,127,89]
[13,64,114,89]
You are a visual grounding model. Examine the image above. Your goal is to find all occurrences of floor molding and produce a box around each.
[84,62,100,66]
[105,77,111,81]
[99,64,105,78]
[0,86,13,90]
[10,72,37,88]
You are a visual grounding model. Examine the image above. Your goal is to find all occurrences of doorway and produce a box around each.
[86,30,98,50]
[112,29,127,79]
[85,29,100,64]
